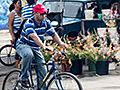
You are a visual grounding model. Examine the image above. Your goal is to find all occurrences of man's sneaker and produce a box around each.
[20,80,30,88]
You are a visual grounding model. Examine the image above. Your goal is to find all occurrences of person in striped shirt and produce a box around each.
[16,4,67,89]
[8,0,22,68]
[21,0,37,22]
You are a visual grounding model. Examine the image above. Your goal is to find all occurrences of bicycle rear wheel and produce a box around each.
[47,72,83,90]
[0,45,16,66]
[2,70,21,90]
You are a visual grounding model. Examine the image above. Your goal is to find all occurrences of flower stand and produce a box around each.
[96,61,109,75]
[109,62,116,70]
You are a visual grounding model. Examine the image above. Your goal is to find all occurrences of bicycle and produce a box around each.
[2,49,83,90]
[0,40,16,66]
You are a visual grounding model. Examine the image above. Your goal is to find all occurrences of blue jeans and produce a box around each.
[16,44,47,90]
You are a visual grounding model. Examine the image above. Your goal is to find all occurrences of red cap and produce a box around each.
[33,4,47,14]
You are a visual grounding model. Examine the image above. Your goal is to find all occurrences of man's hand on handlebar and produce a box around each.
[45,46,54,51]
[60,42,68,49]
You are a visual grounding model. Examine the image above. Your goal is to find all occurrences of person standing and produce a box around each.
[8,0,22,68]
[21,0,37,22]
[16,4,67,90]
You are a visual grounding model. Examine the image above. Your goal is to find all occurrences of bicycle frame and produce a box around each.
[8,41,14,57]
[14,60,63,90]
[37,61,62,89]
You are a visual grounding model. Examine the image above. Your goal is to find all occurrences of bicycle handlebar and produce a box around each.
[45,49,67,61]
[43,40,67,61]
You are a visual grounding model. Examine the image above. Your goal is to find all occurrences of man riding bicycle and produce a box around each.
[16,4,67,90]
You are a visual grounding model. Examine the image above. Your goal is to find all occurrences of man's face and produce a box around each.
[35,12,46,22]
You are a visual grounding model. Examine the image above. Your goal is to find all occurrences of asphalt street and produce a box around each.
[0,30,120,90]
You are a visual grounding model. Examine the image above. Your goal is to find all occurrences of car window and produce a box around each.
[44,1,83,19]
[63,2,83,18]
[44,2,64,13]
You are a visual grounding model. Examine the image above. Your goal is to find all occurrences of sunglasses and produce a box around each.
[36,12,47,16]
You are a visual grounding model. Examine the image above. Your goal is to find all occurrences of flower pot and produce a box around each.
[96,61,109,75]
[109,62,116,70]
[61,59,70,72]
[88,60,96,71]
[70,60,83,75]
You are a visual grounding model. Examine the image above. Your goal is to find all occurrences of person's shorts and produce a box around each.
[15,52,21,60]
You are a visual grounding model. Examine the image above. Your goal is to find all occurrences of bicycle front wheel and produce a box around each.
[47,72,83,90]
[2,70,21,90]
[0,45,16,66]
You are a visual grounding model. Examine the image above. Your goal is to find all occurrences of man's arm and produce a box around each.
[29,33,54,50]
[52,33,67,49]
[29,33,44,48]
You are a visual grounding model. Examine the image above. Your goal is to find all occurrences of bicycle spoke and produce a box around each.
[2,70,21,90]
[7,54,14,64]
[0,45,15,66]
[47,72,82,90]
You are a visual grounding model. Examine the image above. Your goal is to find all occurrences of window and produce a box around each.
[44,1,83,18]
[63,2,83,18]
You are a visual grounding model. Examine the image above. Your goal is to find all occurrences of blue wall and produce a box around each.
[0,0,11,29]
[0,0,44,30]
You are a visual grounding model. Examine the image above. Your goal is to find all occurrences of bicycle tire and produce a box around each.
[46,72,83,90]
[2,70,21,90]
[0,45,16,66]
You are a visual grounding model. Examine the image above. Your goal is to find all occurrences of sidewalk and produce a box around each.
[0,29,11,47]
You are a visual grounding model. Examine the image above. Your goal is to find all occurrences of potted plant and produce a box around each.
[103,5,118,27]
[80,31,99,71]
[41,37,85,74]
[62,35,86,75]
[83,35,120,75]
[65,47,85,75]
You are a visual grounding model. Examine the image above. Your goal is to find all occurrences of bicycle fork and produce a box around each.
[54,71,64,90]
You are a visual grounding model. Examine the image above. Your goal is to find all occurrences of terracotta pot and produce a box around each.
[61,59,70,72]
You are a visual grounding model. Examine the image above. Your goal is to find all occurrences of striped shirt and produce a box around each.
[12,10,21,34]
[22,4,36,19]
[16,16,56,49]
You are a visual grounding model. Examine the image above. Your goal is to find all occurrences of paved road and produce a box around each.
[1,30,120,90]
[81,74,120,90]
[1,65,120,90]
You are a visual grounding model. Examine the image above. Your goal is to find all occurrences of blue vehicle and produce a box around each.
[43,0,101,37]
